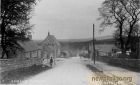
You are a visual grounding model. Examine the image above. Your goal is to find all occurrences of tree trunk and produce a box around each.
[1,20,9,59]
[126,21,136,51]
[119,24,125,54]
[126,27,133,50]
[1,50,5,59]
[1,21,5,59]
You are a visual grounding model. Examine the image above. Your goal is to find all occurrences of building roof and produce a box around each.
[18,40,41,52]
[42,33,60,46]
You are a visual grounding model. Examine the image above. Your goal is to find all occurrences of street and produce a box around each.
[18,57,96,85]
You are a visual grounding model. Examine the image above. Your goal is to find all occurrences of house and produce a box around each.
[0,40,42,72]
[0,40,42,59]
[17,40,42,59]
[41,32,60,60]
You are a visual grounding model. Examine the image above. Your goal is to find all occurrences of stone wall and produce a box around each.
[96,56,140,70]
[0,58,43,72]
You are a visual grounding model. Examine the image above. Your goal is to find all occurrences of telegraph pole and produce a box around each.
[137,33,140,59]
[93,24,96,64]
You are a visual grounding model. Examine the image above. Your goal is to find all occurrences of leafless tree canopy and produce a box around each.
[99,0,140,54]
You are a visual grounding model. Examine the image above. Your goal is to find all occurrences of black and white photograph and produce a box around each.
[0,0,140,85]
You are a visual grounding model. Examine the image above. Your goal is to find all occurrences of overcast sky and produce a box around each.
[31,0,115,40]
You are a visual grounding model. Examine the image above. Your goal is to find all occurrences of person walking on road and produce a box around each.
[50,57,53,67]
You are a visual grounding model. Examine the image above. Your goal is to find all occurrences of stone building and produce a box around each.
[0,40,41,59]
[41,32,60,61]
[17,40,42,59]
[0,40,42,72]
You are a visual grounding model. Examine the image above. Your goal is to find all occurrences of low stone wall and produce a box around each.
[97,56,140,70]
[0,58,43,72]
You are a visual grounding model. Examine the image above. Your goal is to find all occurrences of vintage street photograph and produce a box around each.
[0,0,140,85]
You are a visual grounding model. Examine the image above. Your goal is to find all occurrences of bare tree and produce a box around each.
[99,0,140,54]
[120,0,140,49]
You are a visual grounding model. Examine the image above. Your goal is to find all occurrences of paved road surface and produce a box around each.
[19,57,96,85]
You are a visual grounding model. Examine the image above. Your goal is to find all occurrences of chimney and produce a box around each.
[48,31,50,36]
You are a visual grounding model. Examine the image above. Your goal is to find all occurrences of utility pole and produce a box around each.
[93,24,96,64]
[137,33,140,59]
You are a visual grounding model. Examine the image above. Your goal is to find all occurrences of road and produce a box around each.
[18,57,99,85]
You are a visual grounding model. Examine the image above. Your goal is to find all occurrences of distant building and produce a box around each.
[88,35,120,57]
[41,32,60,60]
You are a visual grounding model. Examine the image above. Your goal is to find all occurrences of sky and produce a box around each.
[31,0,115,40]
